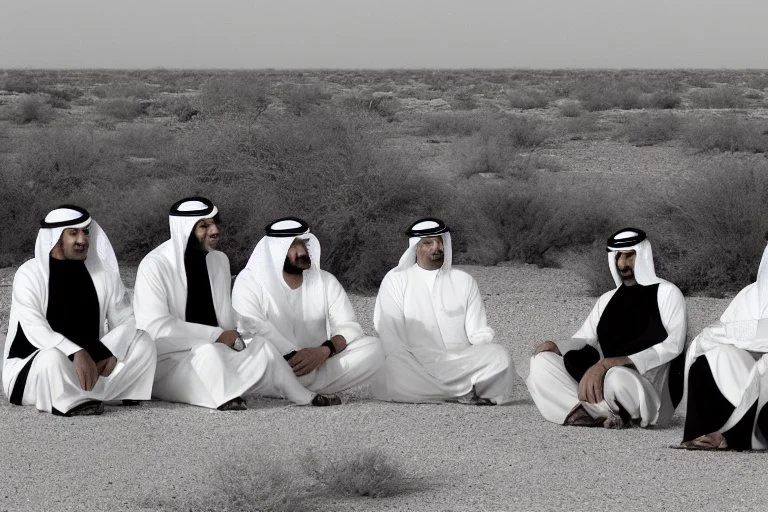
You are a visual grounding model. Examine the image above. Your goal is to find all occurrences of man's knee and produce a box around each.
[132,332,157,365]
[479,343,512,373]
[34,348,71,374]
[529,350,562,378]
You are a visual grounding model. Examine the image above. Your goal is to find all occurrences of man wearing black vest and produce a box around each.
[527,228,687,428]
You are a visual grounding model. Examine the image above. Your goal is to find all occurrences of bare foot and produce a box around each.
[563,404,603,427]
[680,432,728,450]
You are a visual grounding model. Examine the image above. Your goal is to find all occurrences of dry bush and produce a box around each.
[97,98,147,120]
[149,95,198,121]
[642,91,682,109]
[558,100,582,117]
[689,86,747,108]
[450,86,477,110]
[280,83,329,116]
[0,72,42,94]
[199,74,270,120]
[507,88,549,109]
[144,454,310,512]
[416,111,490,136]
[621,112,680,146]
[653,162,768,294]
[682,115,768,153]
[340,93,401,120]
[10,95,55,124]
[575,78,643,111]
[303,447,409,498]
[92,81,152,99]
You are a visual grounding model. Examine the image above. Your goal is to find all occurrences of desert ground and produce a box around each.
[2,69,768,511]
[0,264,763,512]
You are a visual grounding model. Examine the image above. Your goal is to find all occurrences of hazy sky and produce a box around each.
[2,0,767,69]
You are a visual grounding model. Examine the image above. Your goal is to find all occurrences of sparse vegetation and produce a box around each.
[682,115,768,153]
[97,98,146,120]
[689,86,747,108]
[303,447,409,498]
[10,95,55,124]
[507,88,549,109]
[622,112,679,146]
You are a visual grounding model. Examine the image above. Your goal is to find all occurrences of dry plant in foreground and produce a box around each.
[143,455,311,512]
[302,447,409,498]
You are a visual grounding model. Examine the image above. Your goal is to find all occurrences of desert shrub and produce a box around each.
[0,165,54,265]
[744,90,764,100]
[416,111,490,136]
[505,115,549,148]
[303,448,409,498]
[477,175,615,266]
[340,93,401,120]
[689,86,747,108]
[573,245,619,296]
[144,453,310,512]
[199,74,270,120]
[11,95,55,124]
[146,95,198,121]
[562,112,602,139]
[682,116,768,153]
[622,112,680,146]
[450,86,477,110]
[746,74,768,91]
[97,98,146,120]
[559,100,582,117]
[507,88,549,109]
[576,79,643,111]
[642,91,682,109]
[0,73,41,94]
[112,124,176,158]
[653,162,768,294]
[92,81,152,99]
[280,83,329,116]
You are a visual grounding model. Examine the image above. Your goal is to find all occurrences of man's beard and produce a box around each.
[283,255,311,275]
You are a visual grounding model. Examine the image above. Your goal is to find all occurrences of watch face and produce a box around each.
[232,338,246,352]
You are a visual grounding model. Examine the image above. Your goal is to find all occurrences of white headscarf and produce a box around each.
[167,197,219,291]
[242,218,329,337]
[35,205,119,287]
[606,228,660,287]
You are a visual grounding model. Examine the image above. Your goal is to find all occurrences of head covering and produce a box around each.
[167,197,219,289]
[35,204,119,281]
[241,217,328,337]
[606,228,660,287]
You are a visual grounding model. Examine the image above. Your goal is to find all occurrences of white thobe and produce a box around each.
[372,264,515,404]
[2,260,156,414]
[134,245,314,408]
[232,268,383,394]
[526,279,686,427]
[683,282,768,449]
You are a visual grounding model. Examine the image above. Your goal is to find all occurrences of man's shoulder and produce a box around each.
[657,279,684,300]
[206,250,230,268]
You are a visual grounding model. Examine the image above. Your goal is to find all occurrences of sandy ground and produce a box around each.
[2,263,765,512]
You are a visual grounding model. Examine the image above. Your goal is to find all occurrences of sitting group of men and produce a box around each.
[4,197,767,451]
[1,198,515,417]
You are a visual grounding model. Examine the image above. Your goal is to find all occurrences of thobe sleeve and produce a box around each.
[465,276,494,344]
[627,282,687,375]
[373,272,409,354]
[11,265,81,357]
[556,295,607,354]
[134,258,223,356]
[325,273,363,343]
[232,274,297,355]
[101,273,137,361]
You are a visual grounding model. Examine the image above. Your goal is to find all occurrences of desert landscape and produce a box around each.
[2,69,768,511]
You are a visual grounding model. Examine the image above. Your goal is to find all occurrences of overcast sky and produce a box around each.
[1,0,767,69]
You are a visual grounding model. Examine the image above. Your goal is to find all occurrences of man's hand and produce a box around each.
[578,362,607,403]
[96,356,118,377]
[73,350,99,391]
[533,340,561,356]
[288,347,331,377]
[216,330,240,348]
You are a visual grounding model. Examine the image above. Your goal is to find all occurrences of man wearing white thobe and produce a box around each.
[231,217,383,402]
[2,205,156,416]
[528,228,686,428]
[134,198,323,410]
[679,241,768,450]
[371,218,515,405]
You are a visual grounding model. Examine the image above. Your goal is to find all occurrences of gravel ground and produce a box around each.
[2,263,764,512]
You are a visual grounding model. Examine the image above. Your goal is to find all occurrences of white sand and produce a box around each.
[3,264,765,512]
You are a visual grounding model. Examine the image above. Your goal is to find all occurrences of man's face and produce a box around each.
[415,236,444,270]
[193,218,220,251]
[616,250,637,286]
[52,227,90,261]
[283,237,312,275]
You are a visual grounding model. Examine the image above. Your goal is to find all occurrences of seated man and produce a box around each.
[134,198,329,410]
[231,217,383,402]
[2,205,156,416]
[371,218,515,405]
[528,228,686,428]
[678,240,768,450]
